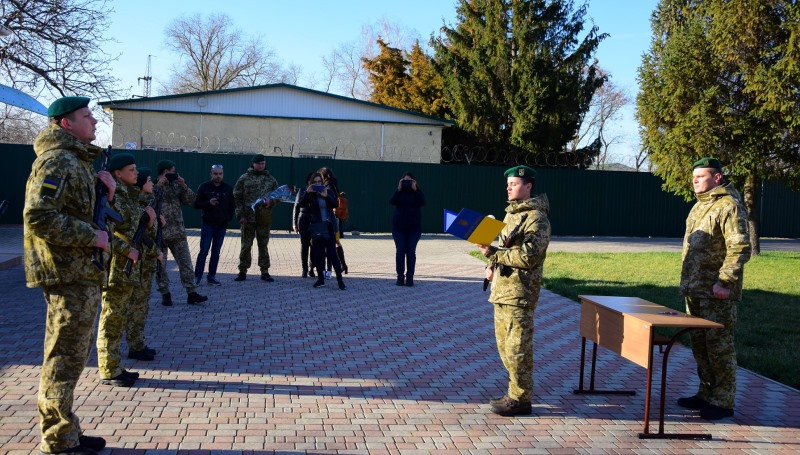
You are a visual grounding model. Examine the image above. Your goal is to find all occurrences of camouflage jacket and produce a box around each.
[487,195,551,308]
[680,183,751,300]
[157,178,194,241]
[23,124,106,288]
[233,168,278,225]
[107,182,145,285]
[137,192,160,274]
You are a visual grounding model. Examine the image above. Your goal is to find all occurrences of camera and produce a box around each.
[311,184,326,192]
[401,180,413,190]
[165,173,179,182]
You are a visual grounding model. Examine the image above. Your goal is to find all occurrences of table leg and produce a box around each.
[639,327,712,440]
[574,337,636,395]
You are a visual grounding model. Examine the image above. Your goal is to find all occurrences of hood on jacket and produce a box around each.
[507,194,550,215]
[33,123,102,162]
[696,182,742,204]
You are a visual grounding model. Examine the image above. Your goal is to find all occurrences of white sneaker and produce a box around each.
[324,271,332,280]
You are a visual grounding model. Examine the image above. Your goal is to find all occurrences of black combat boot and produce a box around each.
[234,271,246,281]
[77,435,106,451]
[161,292,172,306]
[187,291,207,304]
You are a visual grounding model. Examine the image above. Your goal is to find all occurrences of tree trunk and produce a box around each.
[742,174,761,256]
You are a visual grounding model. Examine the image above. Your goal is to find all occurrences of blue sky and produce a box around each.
[103,0,660,164]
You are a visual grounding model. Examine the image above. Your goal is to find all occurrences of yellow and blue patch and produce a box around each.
[41,176,61,197]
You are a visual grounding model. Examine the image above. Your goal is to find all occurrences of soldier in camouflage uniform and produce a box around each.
[96,153,155,387]
[677,157,751,421]
[154,160,208,305]
[233,154,279,282]
[124,167,162,361]
[477,165,551,417]
[23,97,111,454]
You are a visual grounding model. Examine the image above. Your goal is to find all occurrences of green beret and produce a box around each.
[157,160,176,174]
[48,96,91,118]
[504,165,536,179]
[692,157,722,171]
[251,154,266,163]
[108,153,136,172]
[136,167,152,189]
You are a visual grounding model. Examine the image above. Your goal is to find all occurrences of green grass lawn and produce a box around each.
[471,250,800,389]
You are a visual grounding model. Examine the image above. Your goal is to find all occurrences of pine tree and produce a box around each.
[637,0,800,253]
[431,0,605,157]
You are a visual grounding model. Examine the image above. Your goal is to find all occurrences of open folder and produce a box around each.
[444,208,506,245]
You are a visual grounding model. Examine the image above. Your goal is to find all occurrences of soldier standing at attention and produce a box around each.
[97,153,153,387]
[154,160,208,306]
[24,96,112,454]
[125,167,163,361]
[476,165,551,417]
[677,157,751,420]
[233,154,278,282]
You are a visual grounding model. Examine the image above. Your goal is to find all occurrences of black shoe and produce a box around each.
[490,396,532,416]
[41,445,98,455]
[405,278,414,287]
[143,346,157,355]
[489,394,507,406]
[261,272,274,282]
[302,270,308,278]
[396,277,404,286]
[207,277,222,286]
[127,349,154,361]
[700,404,734,420]
[234,272,246,281]
[313,278,326,288]
[676,395,709,410]
[187,291,207,304]
[100,373,135,387]
[308,269,315,278]
[161,292,173,306]
[120,369,139,379]
[78,435,106,451]
[338,280,347,291]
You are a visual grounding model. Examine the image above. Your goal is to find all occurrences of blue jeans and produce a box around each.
[195,224,227,280]
[392,227,421,279]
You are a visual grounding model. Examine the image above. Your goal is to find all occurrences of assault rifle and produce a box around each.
[123,196,158,278]
[153,188,165,279]
[483,214,528,292]
[92,146,124,271]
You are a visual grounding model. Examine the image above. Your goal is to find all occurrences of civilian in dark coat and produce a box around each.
[193,164,235,285]
[390,172,425,286]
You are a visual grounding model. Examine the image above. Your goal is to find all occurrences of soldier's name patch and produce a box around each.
[41,176,61,197]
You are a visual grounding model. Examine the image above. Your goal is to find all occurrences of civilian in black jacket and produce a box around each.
[390,172,425,286]
[193,164,235,286]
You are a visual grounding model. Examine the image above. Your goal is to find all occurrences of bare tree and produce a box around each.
[569,68,631,169]
[323,19,422,100]
[0,105,44,143]
[0,0,123,138]
[161,13,283,94]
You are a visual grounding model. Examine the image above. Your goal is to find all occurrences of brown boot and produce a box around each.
[490,396,532,416]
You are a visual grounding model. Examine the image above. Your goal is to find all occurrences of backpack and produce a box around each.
[335,192,349,221]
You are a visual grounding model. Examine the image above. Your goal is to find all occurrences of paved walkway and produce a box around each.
[1,226,798,454]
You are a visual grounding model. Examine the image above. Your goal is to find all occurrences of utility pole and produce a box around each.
[137,55,153,97]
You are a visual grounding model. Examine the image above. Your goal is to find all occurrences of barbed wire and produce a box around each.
[115,129,594,167]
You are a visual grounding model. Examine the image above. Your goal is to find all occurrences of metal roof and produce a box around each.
[99,83,453,127]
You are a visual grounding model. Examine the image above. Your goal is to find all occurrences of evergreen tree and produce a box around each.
[431,0,605,157]
[637,0,800,253]
[406,41,449,118]
[363,38,410,109]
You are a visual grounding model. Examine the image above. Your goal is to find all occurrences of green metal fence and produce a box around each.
[3,144,799,238]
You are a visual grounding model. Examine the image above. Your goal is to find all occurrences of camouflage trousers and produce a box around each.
[126,265,155,352]
[494,303,536,402]
[38,284,101,453]
[156,237,198,295]
[685,296,738,409]
[239,222,271,273]
[97,282,135,379]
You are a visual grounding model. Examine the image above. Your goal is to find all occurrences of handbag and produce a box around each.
[310,221,330,241]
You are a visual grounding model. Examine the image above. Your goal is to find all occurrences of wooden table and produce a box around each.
[573,295,723,439]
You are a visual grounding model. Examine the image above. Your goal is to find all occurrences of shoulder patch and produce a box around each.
[41,175,62,198]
